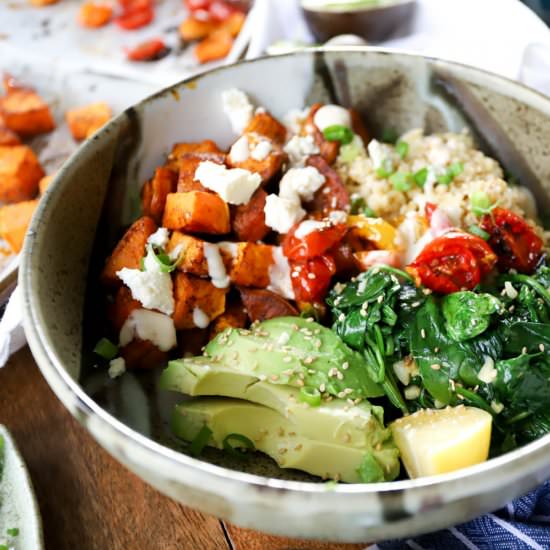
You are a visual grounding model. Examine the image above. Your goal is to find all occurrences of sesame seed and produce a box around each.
[282,369,293,376]
[347,398,355,406]
[421,329,426,339]
[294,444,303,451]
[307,272,316,280]
[540,344,545,352]
[306,317,314,323]
[296,379,305,387]
[307,369,316,374]
[279,447,288,455]
[344,388,353,395]
[430,364,441,370]
[314,328,321,335]
[304,356,314,365]
[377,295,384,304]
[338,313,346,322]
[338,391,346,398]
[343,433,351,443]
[434,347,440,353]
[319,383,326,392]
[522,346,528,354]
[471,319,477,326]
[342,362,349,370]
[283,356,292,363]
[291,271,299,278]
[259,374,267,381]
[271,375,279,381]
[411,301,420,308]
[422,288,432,295]
[336,371,344,380]
[289,432,296,436]
[277,427,285,436]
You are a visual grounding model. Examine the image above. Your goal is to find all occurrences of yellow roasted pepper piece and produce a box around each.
[391,405,492,479]
[347,215,397,250]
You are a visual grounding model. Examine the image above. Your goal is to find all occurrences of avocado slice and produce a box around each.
[161,360,393,453]
[173,398,400,483]
[202,316,383,400]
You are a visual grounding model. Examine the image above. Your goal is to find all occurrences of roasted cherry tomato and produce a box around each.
[115,5,154,29]
[208,0,236,20]
[282,222,346,261]
[480,208,543,273]
[290,255,336,302]
[126,38,169,61]
[185,0,211,9]
[408,231,497,293]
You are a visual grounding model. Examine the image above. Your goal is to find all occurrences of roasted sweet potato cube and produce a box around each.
[231,187,270,242]
[229,242,273,288]
[146,167,177,223]
[121,338,168,370]
[244,112,287,145]
[141,179,153,217]
[163,191,230,234]
[209,301,248,338]
[220,11,245,37]
[306,103,339,165]
[168,140,223,161]
[166,231,208,276]
[0,90,55,136]
[107,285,142,333]
[66,102,112,140]
[0,145,44,202]
[172,272,227,330]
[78,1,113,28]
[0,199,38,253]
[178,328,209,357]
[0,115,21,146]
[239,287,298,322]
[227,136,284,183]
[176,154,210,193]
[38,174,54,194]
[30,0,60,6]
[195,29,233,64]
[179,16,217,41]
[100,216,157,287]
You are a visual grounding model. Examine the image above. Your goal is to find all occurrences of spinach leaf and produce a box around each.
[504,322,550,355]
[442,291,502,342]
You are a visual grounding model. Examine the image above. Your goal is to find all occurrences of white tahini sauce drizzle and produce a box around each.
[203,243,230,288]
[193,307,210,329]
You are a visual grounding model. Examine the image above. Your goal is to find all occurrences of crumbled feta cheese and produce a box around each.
[108,357,126,379]
[279,166,325,202]
[283,135,319,166]
[193,307,210,328]
[204,242,230,288]
[119,309,177,351]
[264,194,305,234]
[313,104,351,131]
[268,247,295,299]
[367,139,386,169]
[195,161,261,205]
[294,219,327,239]
[117,248,174,315]
[478,356,497,384]
[251,140,272,161]
[504,281,518,300]
[147,227,169,248]
[283,107,309,134]
[229,135,250,163]
[222,88,254,134]
[328,210,348,224]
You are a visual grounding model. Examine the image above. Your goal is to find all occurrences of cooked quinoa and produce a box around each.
[337,129,550,247]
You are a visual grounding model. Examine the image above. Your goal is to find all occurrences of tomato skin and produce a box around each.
[408,231,496,294]
[282,222,347,261]
[290,255,336,302]
[185,0,211,9]
[480,208,543,273]
[115,6,154,29]
[126,38,168,61]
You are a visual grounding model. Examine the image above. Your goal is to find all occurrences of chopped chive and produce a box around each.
[222,433,255,459]
[376,158,393,178]
[299,386,322,407]
[449,161,464,177]
[381,128,398,144]
[389,172,413,192]
[395,140,409,159]
[468,225,490,240]
[339,140,362,163]
[413,167,428,188]
[6,528,19,537]
[93,338,118,360]
[470,191,494,217]
[322,125,354,145]
[436,172,453,185]
[149,245,177,273]
[189,425,213,457]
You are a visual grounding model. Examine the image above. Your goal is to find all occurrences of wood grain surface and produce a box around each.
[0,347,368,550]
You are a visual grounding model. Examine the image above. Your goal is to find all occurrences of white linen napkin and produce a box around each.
[2,0,550,367]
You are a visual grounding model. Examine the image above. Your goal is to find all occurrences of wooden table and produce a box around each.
[1,347,368,550]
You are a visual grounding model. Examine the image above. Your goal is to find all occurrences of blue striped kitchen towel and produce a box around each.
[375,480,550,550]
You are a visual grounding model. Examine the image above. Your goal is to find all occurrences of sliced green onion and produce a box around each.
[189,425,213,457]
[395,140,409,159]
[376,158,393,178]
[339,140,362,163]
[93,338,118,360]
[449,162,464,177]
[363,206,377,218]
[149,245,177,273]
[468,225,490,241]
[381,128,398,144]
[323,125,354,145]
[470,191,493,217]
[0,544,8,550]
[389,172,413,192]
[6,528,19,537]
[299,386,322,407]
[436,172,453,185]
[222,433,255,459]
[413,167,428,188]
[350,196,366,215]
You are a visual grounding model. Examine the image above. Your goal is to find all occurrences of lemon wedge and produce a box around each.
[391,405,492,479]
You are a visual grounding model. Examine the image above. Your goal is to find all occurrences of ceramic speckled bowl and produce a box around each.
[20,49,550,542]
